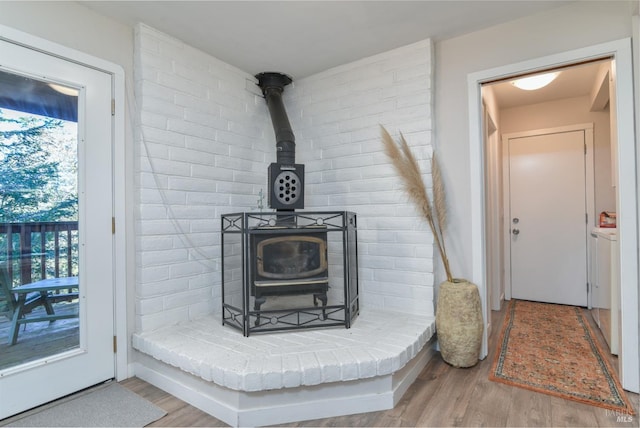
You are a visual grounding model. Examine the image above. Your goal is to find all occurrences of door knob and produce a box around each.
[512,228,520,235]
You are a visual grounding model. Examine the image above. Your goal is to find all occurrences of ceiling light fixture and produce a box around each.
[511,72,559,91]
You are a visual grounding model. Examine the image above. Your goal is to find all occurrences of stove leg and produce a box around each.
[314,293,328,320]
[254,295,266,326]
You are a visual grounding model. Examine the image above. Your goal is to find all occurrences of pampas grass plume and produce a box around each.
[380,125,453,282]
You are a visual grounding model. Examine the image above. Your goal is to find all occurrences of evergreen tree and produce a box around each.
[0,110,77,222]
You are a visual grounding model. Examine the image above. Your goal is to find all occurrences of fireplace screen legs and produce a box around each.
[221,211,359,336]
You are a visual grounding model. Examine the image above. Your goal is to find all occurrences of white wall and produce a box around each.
[500,96,615,215]
[135,24,435,331]
[0,2,133,72]
[434,0,633,285]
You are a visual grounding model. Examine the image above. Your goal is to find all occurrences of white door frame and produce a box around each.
[0,24,128,381]
[502,124,594,304]
[468,39,638,393]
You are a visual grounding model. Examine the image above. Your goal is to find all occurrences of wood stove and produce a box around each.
[251,229,329,323]
[221,212,359,335]
[220,74,358,335]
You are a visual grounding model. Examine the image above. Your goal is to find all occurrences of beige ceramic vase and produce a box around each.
[435,279,483,368]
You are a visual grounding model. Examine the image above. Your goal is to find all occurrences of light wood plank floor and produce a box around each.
[121,305,638,427]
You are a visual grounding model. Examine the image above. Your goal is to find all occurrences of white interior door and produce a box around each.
[508,130,588,306]
[0,38,114,418]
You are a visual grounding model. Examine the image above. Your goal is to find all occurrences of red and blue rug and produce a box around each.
[489,300,635,414]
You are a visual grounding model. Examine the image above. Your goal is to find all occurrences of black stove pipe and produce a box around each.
[255,72,295,164]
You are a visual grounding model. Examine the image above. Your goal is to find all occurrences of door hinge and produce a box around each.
[584,143,587,155]
[587,282,590,293]
[111,99,115,116]
[112,217,116,234]
[113,336,117,353]
[586,213,588,224]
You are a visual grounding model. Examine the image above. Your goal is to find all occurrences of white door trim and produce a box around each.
[0,24,128,381]
[502,124,594,304]
[468,38,638,393]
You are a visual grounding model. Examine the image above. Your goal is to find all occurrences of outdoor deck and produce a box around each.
[0,301,79,371]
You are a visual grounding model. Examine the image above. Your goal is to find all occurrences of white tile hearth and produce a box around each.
[132,309,435,425]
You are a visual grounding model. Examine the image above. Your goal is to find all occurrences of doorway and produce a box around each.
[0,35,115,418]
[468,39,638,393]
[504,126,592,307]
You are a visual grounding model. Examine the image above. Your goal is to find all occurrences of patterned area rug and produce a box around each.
[490,300,635,414]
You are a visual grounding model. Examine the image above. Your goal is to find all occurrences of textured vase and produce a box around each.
[436,279,484,368]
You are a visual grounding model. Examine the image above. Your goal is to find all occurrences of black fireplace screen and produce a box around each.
[221,211,359,336]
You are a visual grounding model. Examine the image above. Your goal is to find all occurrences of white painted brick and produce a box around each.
[298,352,322,385]
[138,189,186,205]
[185,135,229,156]
[136,296,164,315]
[143,97,184,118]
[167,118,217,140]
[157,71,208,98]
[137,306,189,331]
[138,172,168,190]
[208,91,246,113]
[169,261,207,278]
[189,272,217,290]
[141,128,186,148]
[137,263,171,284]
[168,176,219,192]
[164,288,212,310]
[173,62,217,86]
[140,251,190,271]
[140,111,168,130]
[138,205,167,220]
[314,350,340,383]
[136,219,177,236]
[136,23,435,328]
[140,158,191,177]
[216,129,259,148]
[183,109,226,130]
[140,236,175,251]
[169,147,216,166]
[174,93,219,114]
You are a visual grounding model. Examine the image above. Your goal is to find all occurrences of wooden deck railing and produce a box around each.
[0,221,79,286]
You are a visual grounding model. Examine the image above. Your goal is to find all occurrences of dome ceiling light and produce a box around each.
[511,72,559,91]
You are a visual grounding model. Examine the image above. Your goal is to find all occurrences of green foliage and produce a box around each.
[0,110,78,222]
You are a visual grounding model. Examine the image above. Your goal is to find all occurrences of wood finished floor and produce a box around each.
[121,304,639,427]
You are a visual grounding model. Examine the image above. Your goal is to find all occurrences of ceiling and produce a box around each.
[79,0,608,109]
[80,1,576,80]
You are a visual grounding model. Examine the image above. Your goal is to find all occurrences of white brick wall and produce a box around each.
[286,39,435,316]
[134,24,271,331]
[135,24,435,332]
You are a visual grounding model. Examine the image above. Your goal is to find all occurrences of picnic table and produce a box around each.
[8,276,79,345]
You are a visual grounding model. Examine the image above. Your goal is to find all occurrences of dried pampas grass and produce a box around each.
[380,125,453,282]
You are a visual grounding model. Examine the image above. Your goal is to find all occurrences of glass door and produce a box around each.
[0,38,114,418]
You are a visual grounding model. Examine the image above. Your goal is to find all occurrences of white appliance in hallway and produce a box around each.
[589,227,619,355]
